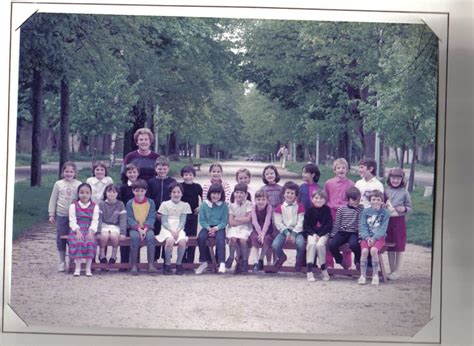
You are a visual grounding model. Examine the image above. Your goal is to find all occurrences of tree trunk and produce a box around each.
[394,146,400,164]
[408,137,417,192]
[58,76,70,178]
[400,144,406,169]
[379,135,385,178]
[30,69,43,187]
[168,131,178,160]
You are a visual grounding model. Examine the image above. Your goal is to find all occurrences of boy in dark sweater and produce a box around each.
[180,165,203,264]
[303,190,332,281]
[147,157,176,261]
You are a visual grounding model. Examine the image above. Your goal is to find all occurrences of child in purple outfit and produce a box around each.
[384,167,412,281]
[298,163,321,211]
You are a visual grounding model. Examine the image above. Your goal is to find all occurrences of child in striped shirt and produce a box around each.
[328,186,364,270]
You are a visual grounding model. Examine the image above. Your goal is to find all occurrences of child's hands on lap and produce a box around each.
[171,230,179,241]
[75,229,82,241]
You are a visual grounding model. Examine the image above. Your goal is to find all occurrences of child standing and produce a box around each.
[235,168,256,202]
[272,181,306,272]
[324,158,354,268]
[118,163,140,267]
[48,161,82,272]
[156,182,192,275]
[202,163,232,203]
[180,165,203,264]
[249,189,274,272]
[355,158,384,209]
[98,184,127,267]
[385,168,412,280]
[298,163,321,211]
[261,165,283,209]
[147,157,176,262]
[303,190,332,281]
[195,184,229,274]
[86,161,114,205]
[328,187,364,270]
[226,183,253,274]
[67,183,99,276]
[126,179,157,275]
[358,190,390,285]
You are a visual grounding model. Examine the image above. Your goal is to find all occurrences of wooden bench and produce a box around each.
[263,242,396,282]
[61,235,216,272]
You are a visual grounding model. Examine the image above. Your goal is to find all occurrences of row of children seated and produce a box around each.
[48,157,411,285]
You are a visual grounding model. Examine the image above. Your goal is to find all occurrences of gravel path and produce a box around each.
[9,161,433,337]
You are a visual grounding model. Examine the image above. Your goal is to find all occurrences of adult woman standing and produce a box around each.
[120,128,160,183]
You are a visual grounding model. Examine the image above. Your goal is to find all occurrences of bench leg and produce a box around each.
[378,252,388,282]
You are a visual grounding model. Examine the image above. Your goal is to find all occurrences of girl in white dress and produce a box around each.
[156,182,192,275]
[226,183,253,274]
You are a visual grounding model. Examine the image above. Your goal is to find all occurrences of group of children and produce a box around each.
[48,156,412,285]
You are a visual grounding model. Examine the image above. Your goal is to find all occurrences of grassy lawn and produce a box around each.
[285,162,433,247]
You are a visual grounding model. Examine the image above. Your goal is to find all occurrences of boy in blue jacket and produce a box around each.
[358,190,390,285]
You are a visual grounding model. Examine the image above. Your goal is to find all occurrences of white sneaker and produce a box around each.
[357,276,366,285]
[307,272,316,282]
[218,263,226,274]
[195,262,208,275]
[85,270,93,277]
[73,269,81,276]
[388,271,400,280]
[371,275,379,285]
[321,270,330,281]
[58,262,66,272]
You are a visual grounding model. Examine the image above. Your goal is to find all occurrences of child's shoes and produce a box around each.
[357,275,367,285]
[252,263,259,273]
[242,260,249,273]
[58,262,66,272]
[130,265,139,276]
[388,271,400,280]
[307,272,316,282]
[321,269,330,281]
[257,259,264,271]
[176,265,184,275]
[371,275,379,285]
[274,254,287,270]
[218,262,226,274]
[195,262,208,275]
[73,269,81,277]
[148,264,158,273]
[85,269,93,277]
[233,260,242,275]
[163,264,172,275]
[225,257,234,269]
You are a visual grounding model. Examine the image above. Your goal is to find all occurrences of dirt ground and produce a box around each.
[8,161,433,338]
[9,222,432,337]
